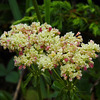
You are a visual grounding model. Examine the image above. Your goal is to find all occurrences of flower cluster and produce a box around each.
[0,22,100,81]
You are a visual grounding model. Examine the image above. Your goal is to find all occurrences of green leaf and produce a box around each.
[40,76,47,98]
[52,81,64,91]
[77,74,92,94]
[26,6,35,14]
[7,57,14,73]
[26,0,33,10]
[44,0,51,24]
[65,1,72,9]
[21,82,27,96]
[0,92,8,100]
[13,16,37,25]
[56,89,68,100]
[8,0,22,20]
[48,91,58,98]
[24,73,33,88]
[93,26,99,36]
[0,91,12,100]
[42,73,51,85]
[89,23,100,36]
[32,76,38,87]
[73,18,81,26]
[25,89,39,100]
[87,0,93,6]
[89,23,95,29]
[0,64,6,76]
[0,4,10,11]
[32,0,43,23]
[5,71,19,83]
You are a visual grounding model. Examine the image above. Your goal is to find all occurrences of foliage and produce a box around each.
[0,91,12,100]
[8,0,22,20]
[0,57,19,83]
[0,0,24,35]
[13,0,100,36]
[44,0,51,24]
[1,21,100,100]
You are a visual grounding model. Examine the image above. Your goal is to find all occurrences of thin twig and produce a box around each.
[90,77,100,93]
[13,70,24,100]
[90,77,100,100]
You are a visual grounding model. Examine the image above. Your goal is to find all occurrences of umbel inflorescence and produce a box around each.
[0,22,100,81]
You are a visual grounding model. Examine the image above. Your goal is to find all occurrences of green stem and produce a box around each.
[53,69,64,82]
[37,77,42,100]
[8,0,22,20]
[26,0,30,10]
[44,0,51,24]
[67,91,71,100]
[31,64,35,71]
[27,66,34,74]
[33,0,43,24]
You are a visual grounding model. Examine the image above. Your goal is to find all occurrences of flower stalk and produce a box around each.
[44,0,51,24]
[33,0,43,23]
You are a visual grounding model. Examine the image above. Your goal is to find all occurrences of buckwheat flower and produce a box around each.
[0,22,100,82]
[31,22,40,29]
[38,55,53,71]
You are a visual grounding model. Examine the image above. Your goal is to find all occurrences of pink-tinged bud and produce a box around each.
[54,64,57,68]
[40,45,44,48]
[18,65,23,70]
[76,76,81,80]
[34,57,37,60]
[23,65,26,69]
[77,42,80,46]
[70,43,73,46]
[19,44,21,47]
[48,27,52,32]
[63,74,67,80]
[89,63,94,68]
[28,36,30,40]
[62,46,65,49]
[11,32,15,34]
[90,40,94,43]
[39,28,42,32]
[19,51,23,55]
[31,31,33,34]
[89,58,92,61]
[76,32,81,36]
[14,60,17,64]
[28,43,31,48]
[7,40,10,42]
[48,70,52,74]
[84,66,87,71]
[45,46,50,51]
[64,58,68,62]
[69,78,72,81]
[70,59,74,63]
[64,76,67,80]
[95,54,98,58]
[57,32,61,35]
[63,74,66,77]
